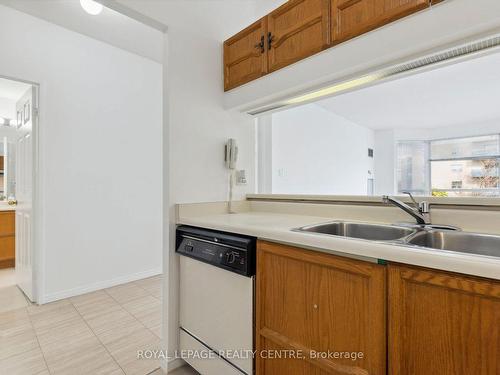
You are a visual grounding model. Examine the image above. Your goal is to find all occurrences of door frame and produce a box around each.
[0,74,42,304]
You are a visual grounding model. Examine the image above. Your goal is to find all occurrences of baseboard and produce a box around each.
[42,267,162,304]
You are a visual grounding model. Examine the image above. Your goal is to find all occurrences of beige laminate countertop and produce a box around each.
[177,210,500,281]
[0,203,14,211]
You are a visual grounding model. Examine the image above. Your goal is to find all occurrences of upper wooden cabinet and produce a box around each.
[223,18,268,91]
[388,264,500,375]
[331,0,430,45]
[224,0,441,91]
[256,241,386,375]
[267,0,330,72]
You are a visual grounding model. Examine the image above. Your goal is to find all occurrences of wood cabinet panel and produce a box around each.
[267,0,330,72]
[256,240,386,375]
[0,211,15,269]
[223,18,267,91]
[388,264,500,375]
[0,211,15,237]
[331,0,429,45]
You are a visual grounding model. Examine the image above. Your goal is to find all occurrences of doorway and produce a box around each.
[0,76,38,312]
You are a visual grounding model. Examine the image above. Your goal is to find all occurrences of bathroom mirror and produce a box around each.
[257,49,500,199]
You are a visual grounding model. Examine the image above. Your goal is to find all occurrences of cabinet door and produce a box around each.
[0,211,15,269]
[267,0,330,72]
[223,18,267,91]
[388,264,500,375]
[256,241,386,375]
[331,0,429,45]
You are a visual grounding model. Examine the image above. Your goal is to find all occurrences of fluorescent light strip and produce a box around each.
[247,34,500,115]
[285,74,384,105]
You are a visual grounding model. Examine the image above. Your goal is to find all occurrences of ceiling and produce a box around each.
[0,0,164,63]
[0,77,31,100]
[316,51,500,130]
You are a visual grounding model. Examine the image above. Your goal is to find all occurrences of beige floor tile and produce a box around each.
[74,294,123,322]
[149,324,162,338]
[85,307,141,335]
[70,289,110,307]
[117,352,160,375]
[0,347,48,375]
[41,333,122,375]
[168,365,200,374]
[135,276,163,298]
[95,316,145,347]
[35,314,94,347]
[27,299,72,316]
[122,295,162,329]
[0,307,32,338]
[0,267,17,288]
[0,327,39,360]
[104,326,161,374]
[103,325,158,356]
[29,303,80,331]
[106,282,150,304]
[0,285,30,313]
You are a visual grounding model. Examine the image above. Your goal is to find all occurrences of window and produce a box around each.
[396,135,500,197]
[430,135,500,197]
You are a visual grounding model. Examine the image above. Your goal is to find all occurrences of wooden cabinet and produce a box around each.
[388,264,500,375]
[267,0,330,72]
[0,210,15,269]
[223,19,268,91]
[223,0,441,90]
[331,0,429,45]
[256,240,386,375]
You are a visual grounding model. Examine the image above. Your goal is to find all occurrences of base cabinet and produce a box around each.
[0,211,15,269]
[256,241,387,375]
[388,264,500,375]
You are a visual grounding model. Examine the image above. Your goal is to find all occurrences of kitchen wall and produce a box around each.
[0,4,163,302]
[0,97,16,119]
[113,2,261,369]
[268,103,374,195]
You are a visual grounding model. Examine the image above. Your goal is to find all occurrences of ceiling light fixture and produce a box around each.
[80,0,103,15]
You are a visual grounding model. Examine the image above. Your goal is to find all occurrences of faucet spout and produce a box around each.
[383,195,429,225]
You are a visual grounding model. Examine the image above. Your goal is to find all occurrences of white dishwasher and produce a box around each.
[176,226,256,375]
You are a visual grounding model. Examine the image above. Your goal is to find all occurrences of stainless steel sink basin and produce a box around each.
[406,230,500,258]
[296,221,415,241]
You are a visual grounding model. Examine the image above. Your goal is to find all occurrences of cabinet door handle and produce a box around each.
[268,32,275,50]
[254,35,265,54]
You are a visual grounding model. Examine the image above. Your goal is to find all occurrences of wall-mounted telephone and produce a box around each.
[225,138,238,170]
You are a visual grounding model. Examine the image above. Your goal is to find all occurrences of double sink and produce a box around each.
[295,221,500,258]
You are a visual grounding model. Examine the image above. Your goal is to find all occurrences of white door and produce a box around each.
[14,86,36,301]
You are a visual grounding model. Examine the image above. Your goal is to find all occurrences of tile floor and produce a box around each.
[0,267,17,288]
[0,275,164,375]
[151,366,199,375]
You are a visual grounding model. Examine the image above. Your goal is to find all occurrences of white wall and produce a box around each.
[0,97,15,119]
[0,4,163,301]
[374,130,396,196]
[269,104,374,195]
[114,0,260,370]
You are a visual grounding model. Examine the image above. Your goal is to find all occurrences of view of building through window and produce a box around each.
[397,135,500,197]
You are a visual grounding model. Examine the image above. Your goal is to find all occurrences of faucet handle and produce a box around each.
[402,191,419,209]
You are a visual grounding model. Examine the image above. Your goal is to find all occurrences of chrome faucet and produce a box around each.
[383,192,430,225]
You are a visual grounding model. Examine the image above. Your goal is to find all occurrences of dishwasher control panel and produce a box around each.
[176,225,256,277]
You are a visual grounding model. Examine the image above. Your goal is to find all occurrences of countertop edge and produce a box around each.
[177,214,500,281]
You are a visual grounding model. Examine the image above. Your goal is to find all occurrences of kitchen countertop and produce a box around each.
[177,210,500,280]
[0,203,15,211]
